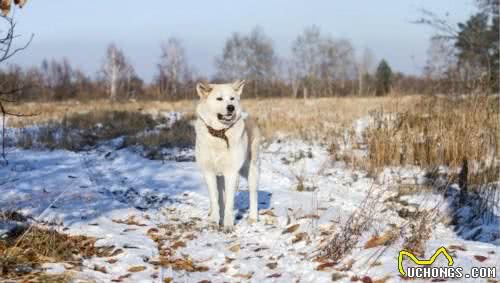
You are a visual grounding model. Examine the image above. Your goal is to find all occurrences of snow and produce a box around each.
[0,117,498,282]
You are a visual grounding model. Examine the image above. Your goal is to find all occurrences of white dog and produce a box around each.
[195,80,260,232]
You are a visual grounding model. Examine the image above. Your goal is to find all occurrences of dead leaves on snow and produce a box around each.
[128,265,147,272]
[228,243,240,253]
[364,229,398,249]
[161,257,209,272]
[148,211,209,274]
[282,223,300,234]
[112,215,147,226]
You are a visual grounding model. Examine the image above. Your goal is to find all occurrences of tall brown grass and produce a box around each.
[365,95,499,183]
[6,94,498,182]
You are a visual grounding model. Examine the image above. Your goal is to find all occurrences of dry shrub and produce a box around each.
[365,95,499,182]
[7,96,420,141]
[14,111,195,151]
[125,114,195,149]
[320,187,382,262]
[0,224,113,280]
[402,210,432,257]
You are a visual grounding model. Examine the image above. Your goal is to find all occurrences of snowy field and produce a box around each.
[0,116,498,283]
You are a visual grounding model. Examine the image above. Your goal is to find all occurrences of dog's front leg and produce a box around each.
[222,172,239,232]
[203,171,220,227]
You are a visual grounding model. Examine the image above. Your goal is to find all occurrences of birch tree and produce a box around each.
[156,37,191,98]
[101,43,135,100]
[291,26,356,97]
[357,48,375,95]
[215,27,276,96]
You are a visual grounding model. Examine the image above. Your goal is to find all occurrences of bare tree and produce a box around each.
[291,26,356,98]
[357,48,375,95]
[291,26,323,98]
[0,15,34,163]
[156,37,191,99]
[215,27,276,96]
[101,43,136,100]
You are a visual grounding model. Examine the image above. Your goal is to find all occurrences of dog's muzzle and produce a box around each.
[217,113,235,122]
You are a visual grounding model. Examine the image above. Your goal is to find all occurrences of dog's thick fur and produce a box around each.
[195,80,260,232]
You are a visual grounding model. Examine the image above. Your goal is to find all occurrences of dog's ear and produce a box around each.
[196,82,212,98]
[232,79,246,95]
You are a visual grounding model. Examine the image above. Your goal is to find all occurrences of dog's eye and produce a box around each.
[230,97,235,101]
[216,97,223,101]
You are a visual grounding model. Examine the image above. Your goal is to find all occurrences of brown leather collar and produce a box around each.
[199,115,240,148]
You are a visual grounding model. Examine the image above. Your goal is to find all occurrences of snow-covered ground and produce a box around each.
[0,120,498,282]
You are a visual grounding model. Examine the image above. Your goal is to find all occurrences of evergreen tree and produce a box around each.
[375,59,392,96]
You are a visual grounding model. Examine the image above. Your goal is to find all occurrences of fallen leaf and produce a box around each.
[448,245,466,251]
[128,266,147,272]
[234,273,253,279]
[373,276,391,283]
[300,214,320,219]
[107,258,118,264]
[292,232,309,244]
[332,272,348,281]
[198,280,211,283]
[338,259,354,272]
[266,262,278,269]
[282,223,300,234]
[112,273,132,282]
[316,261,336,271]
[229,244,240,252]
[94,265,107,273]
[254,247,269,252]
[147,228,159,234]
[164,278,173,283]
[267,273,281,278]
[111,249,124,256]
[364,231,396,249]
[260,210,276,217]
[474,255,488,262]
[172,241,186,249]
[361,276,373,283]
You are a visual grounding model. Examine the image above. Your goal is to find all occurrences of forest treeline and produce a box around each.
[0,0,497,101]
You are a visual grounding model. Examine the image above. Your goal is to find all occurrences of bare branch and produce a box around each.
[413,9,459,40]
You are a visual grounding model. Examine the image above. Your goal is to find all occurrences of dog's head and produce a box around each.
[196,80,245,126]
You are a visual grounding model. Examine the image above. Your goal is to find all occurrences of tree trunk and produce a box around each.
[110,48,117,101]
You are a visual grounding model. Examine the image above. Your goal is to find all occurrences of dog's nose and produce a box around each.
[226,105,235,113]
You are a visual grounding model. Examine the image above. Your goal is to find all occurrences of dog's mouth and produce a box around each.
[217,113,235,123]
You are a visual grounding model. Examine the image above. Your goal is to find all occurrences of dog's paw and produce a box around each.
[247,218,257,225]
[222,225,235,234]
[208,222,220,231]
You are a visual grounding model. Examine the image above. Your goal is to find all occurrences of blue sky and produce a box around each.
[6,0,477,81]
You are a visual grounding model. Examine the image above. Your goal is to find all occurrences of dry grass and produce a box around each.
[0,222,114,281]
[6,99,196,128]
[402,210,433,257]
[6,96,420,140]
[365,95,499,181]
[5,94,498,179]
[14,110,195,151]
[319,186,383,262]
